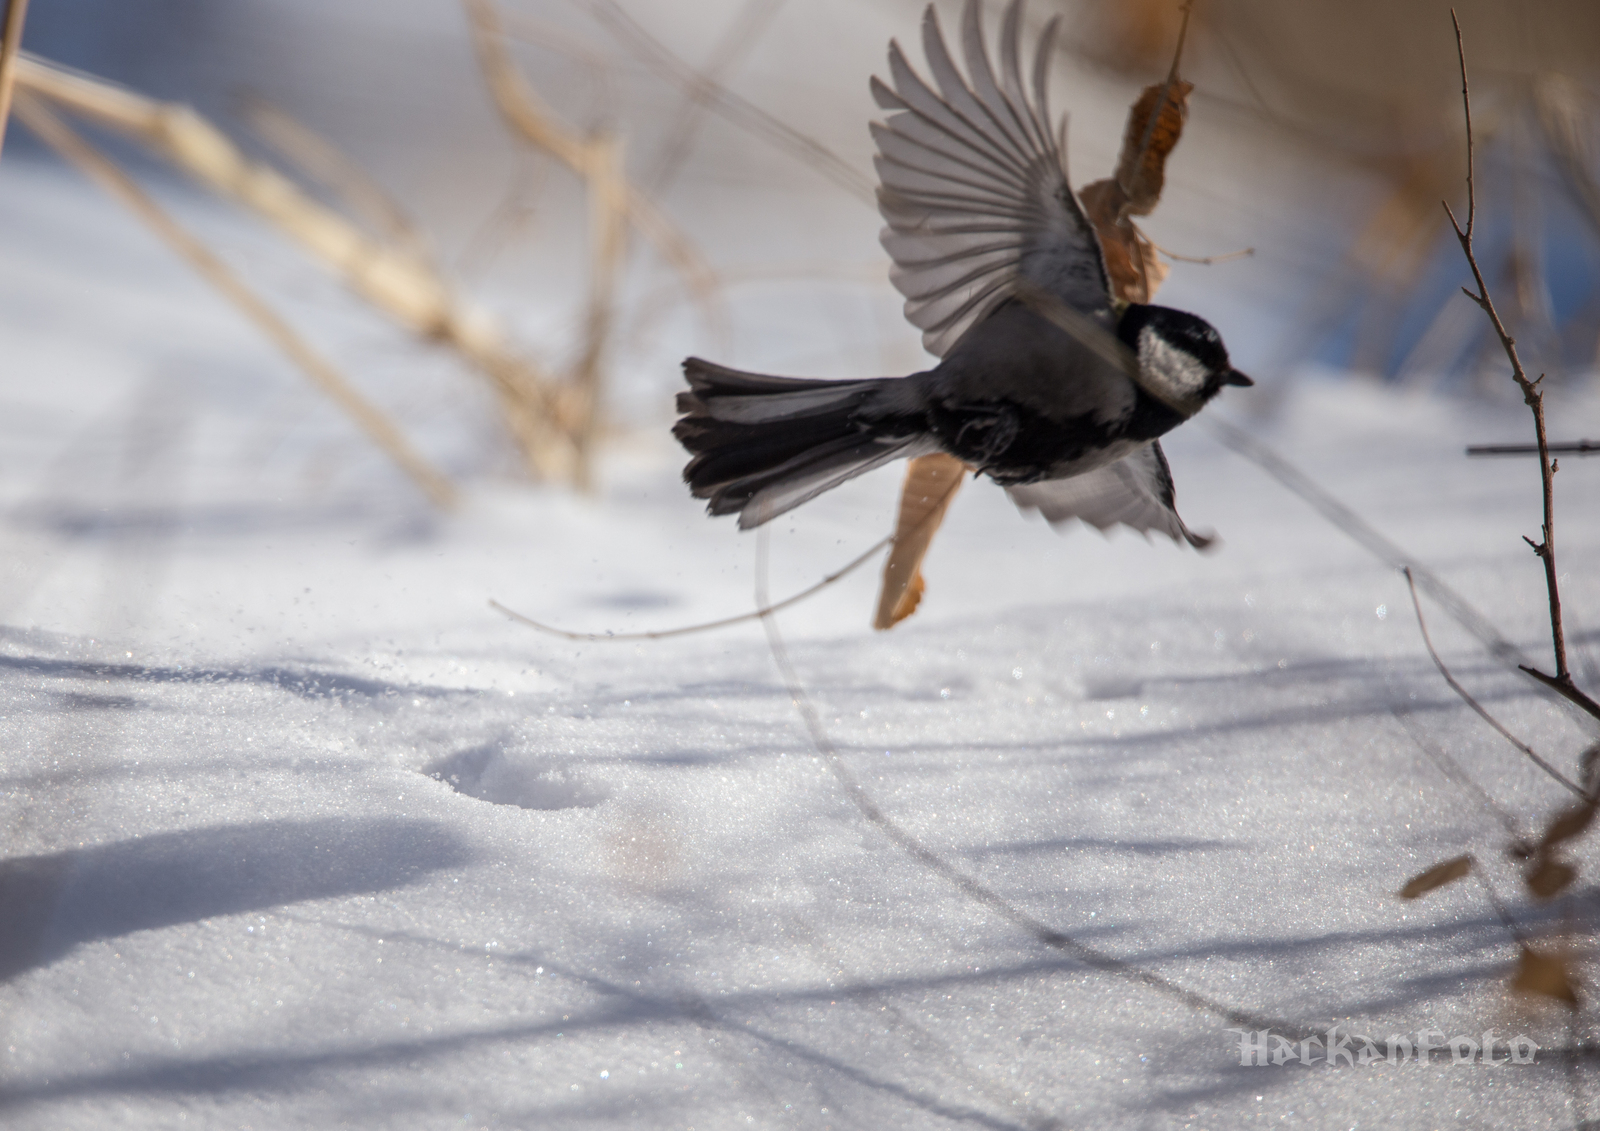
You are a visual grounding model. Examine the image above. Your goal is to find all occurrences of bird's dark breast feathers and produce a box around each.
[926,391,1185,485]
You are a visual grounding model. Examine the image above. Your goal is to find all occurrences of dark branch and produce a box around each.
[1444,9,1583,699]
[1520,665,1600,724]
[1468,441,1600,457]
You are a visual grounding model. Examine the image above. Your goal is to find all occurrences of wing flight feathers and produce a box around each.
[874,0,1112,358]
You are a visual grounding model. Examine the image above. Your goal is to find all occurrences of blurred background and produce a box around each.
[6,0,1600,497]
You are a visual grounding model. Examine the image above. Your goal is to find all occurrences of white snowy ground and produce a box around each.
[5,159,1600,1131]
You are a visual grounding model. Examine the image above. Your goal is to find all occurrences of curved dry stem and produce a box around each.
[493,452,969,642]
[489,534,891,642]
[1152,242,1254,266]
[1404,568,1586,801]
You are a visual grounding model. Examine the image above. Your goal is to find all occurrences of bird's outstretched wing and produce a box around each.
[872,0,1112,359]
[1005,442,1212,548]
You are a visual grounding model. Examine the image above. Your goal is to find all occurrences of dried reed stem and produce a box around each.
[13,92,458,509]
[465,0,720,308]
[0,0,30,161]
[15,56,467,343]
[571,131,627,491]
[1442,12,1600,721]
[13,52,579,482]
[239,95,430,259]
[465,0,723,488]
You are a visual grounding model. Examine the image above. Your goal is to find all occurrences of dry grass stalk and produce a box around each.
[12,53,581,483]
[0,0,30,160]
[465,0,722,486]
[239,95,431,261]
[15,56,472,346]
[10,91,459,509]
[570,132,627,490]
[465,0,721,307]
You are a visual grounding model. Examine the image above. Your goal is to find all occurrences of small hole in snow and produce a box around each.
[423,743,607,810]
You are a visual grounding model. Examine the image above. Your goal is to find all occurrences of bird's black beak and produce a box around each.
[1223,369,1254,387]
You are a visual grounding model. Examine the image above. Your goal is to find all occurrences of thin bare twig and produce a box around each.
[488,534,892,641]
[0,0,29,161]
[491,459,967,641]
[1468,442,1600,457]
[1403,567,1586,800]
[1152,242,1254,266]
[1443,11,1598,719]
[12,93,459,510]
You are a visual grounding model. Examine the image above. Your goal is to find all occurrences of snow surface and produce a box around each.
[4,151,1600,1131]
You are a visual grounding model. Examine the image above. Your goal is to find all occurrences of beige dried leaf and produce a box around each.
[1114,79,1194,217]
[873,454,967,631]
[1080,179,1169,304]
[1397,854,1473,900]
[1511,945,1579,1007]
[1076,78,1191,305]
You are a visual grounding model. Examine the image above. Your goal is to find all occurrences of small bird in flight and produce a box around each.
[674,0,1250,546]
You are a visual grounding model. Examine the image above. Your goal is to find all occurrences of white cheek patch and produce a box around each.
[1138,327,1211,403]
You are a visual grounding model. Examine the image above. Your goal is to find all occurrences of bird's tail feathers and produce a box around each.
[675,358,929,529]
